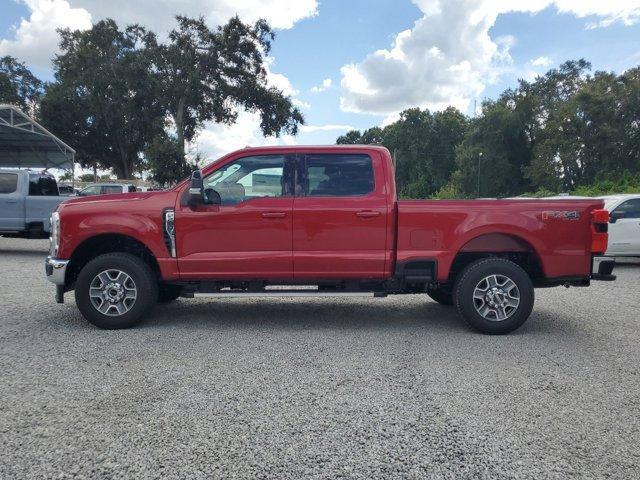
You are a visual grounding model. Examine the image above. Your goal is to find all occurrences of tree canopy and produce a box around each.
[0,55,44,117]
[35,16,303,181]
[339,59,640,198]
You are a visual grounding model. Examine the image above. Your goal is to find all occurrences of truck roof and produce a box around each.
[234,144,390,154]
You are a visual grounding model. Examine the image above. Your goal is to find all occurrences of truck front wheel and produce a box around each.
[75,253,158,329]
[453,258,534,334]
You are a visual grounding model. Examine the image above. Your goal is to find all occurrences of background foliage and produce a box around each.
[338,60,640,199]
[0,16,303,183]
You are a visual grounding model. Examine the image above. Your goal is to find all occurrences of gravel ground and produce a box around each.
[1,237,639,479]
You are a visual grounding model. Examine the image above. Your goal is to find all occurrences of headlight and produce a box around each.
[163,208,176,257]
[49,211,60,256]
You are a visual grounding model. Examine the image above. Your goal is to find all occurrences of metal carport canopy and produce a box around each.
[0,104,75,171]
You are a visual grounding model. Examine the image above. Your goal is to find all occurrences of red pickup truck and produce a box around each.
[46,145,615,334]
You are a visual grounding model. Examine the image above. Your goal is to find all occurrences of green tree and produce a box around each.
[153,15,304,160]
[144,134,194,187]
[0,56,44,116]
[40,20,164,179]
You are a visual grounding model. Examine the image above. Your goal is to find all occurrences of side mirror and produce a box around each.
[188,170,204,206]
[204,188,221,205]
[609,210,624,223]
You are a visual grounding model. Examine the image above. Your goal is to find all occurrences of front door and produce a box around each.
[0,172,24,231]
[175,154,295,279]
[292,152,389,279]
[608,198,640,255]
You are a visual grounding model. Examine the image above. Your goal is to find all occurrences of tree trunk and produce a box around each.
[175,97,186,159]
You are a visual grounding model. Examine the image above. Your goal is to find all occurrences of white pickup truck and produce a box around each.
[0,170,65,238]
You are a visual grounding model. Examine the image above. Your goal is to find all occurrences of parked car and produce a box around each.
[78,183,137,196]
[57,184,79,196]
[45,145,614,334]
[603,194,640,257]
[0,170,65,238]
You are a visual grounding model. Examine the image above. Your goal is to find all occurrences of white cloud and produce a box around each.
[340,0,640,118]
[0,0,92,68]
[299,124,355,133]
[0,0,318,67]
[531,56,552,67]
[310,78,332,93]
[195,110,296,161]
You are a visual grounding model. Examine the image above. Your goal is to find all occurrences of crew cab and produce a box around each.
[1,169,64,238]
[45,146,615,334]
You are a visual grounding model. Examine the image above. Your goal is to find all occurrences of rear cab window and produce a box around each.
[28,174,59,196]
[103,186,123,194]
[302,154,374,197]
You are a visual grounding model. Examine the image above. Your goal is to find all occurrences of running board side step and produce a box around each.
[191,291,387,298]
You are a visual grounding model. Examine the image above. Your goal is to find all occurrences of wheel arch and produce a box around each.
[65,233,161,289]
[446,232,545,285]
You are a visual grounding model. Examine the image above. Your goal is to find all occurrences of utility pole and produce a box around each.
[477,152,483,198]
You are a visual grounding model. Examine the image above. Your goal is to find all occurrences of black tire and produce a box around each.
[427,288,453,306]
[75,253,158,329]
[453,258,534,334]
[158,283,183,303]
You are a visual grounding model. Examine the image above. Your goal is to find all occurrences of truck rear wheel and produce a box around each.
[75,253,158,329]
[453,258,534,334]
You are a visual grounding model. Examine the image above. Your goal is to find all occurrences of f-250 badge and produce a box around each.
[542,210,580,220]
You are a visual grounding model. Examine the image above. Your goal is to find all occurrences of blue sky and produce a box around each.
[1,0,640,160]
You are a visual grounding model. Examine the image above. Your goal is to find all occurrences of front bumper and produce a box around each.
[591,256,616,281]
[45,256,69,286]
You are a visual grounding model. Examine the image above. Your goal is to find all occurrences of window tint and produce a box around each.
[613,199,640,219]
[0,173,18,194]
[204,155,288,205]
[128,185,137,193]
[304,154,374,197]
[28,174,58,196]
[103,185,123,194]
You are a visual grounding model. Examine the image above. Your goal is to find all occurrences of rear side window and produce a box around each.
[303,154,374,197]
[613,199,640,219]
[0,173,18,194]
[28,174,58,196]
[103,186,122,194]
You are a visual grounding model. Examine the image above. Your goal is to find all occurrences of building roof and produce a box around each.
[0,104,75,171]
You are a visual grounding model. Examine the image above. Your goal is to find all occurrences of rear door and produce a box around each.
[0,172,24,231]
[608,198,640,255]
[292,152,389,279]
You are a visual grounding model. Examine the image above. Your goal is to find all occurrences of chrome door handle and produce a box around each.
[356,210,380,218]
[261,211,286,219]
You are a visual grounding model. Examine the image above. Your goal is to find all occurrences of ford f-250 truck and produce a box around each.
[45,145,615,334]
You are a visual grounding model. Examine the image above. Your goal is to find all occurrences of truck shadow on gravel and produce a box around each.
[139,298,577,336]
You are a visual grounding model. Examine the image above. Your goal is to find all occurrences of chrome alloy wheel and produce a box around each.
[89,269,137,316]
[472,274,520,321]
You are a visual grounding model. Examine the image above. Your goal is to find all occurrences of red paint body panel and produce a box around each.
[396,199,603,281]
[55,145,605,285]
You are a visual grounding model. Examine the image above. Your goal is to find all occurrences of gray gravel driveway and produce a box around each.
[1,237,639,479]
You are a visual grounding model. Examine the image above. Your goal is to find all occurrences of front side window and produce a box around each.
[613,199,640,219]
[303,154,374,197]
[28,174,58,196]
[0,173,18,194]
[203,155,289,205]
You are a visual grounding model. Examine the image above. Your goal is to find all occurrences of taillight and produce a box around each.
[591,209,609,253]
